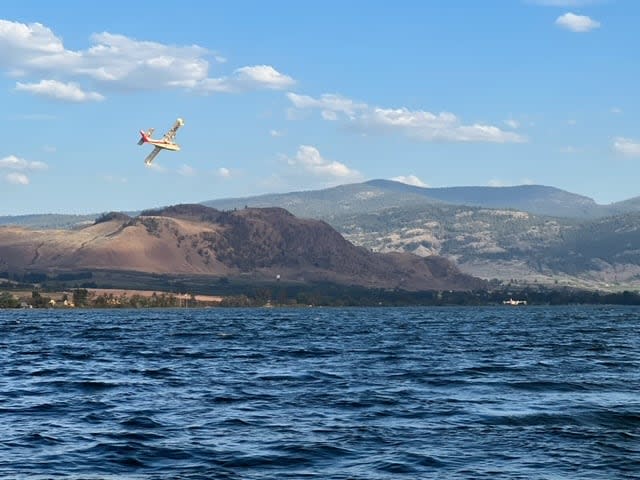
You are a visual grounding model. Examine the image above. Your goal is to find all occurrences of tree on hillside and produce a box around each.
[31,290,51,308]
[73,288,89,307]
[0,291,19,308]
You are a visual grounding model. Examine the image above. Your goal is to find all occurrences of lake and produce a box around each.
[1,306,639,479]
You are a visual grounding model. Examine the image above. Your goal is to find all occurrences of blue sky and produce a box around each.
[1,0,638,215]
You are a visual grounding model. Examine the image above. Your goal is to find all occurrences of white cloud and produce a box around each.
[0,19,295,100]
[287,92,367,119]
[178,164,196,176]
[555,12,600,32]
[504,119,520,129]
[15,79,104,102]
[5,172,29,185]
[287,145,360,180]
[213,53,227,64]
[0,154,46,186]
[233,65,295,90]
[0,20,63,60]
[321,110,338,121]
[0,155,47,170]
[199,65,295,93]
[613,137,640,157]
[269,129,285,137]
[197,66,297,93]
[391,175,428,187]
[218,167,231,178]
[287,92,525,143]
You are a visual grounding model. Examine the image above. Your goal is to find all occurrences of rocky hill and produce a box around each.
[199,181,640,288]
[333,205,640,289]
[0,204,483,292]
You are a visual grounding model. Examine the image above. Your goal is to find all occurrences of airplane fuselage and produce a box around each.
[139,131,181,151]
[138,118,184,165]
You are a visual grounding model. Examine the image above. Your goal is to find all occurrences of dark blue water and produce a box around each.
[1,306,639,479]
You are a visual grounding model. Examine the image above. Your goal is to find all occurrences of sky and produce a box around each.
[1,0,639,215]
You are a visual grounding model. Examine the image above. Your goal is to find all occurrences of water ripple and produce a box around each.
[1,306,639,478]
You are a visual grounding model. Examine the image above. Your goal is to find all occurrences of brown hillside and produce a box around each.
[0,204,484,291]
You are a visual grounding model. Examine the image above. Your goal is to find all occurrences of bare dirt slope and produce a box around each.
[0,205,484,291]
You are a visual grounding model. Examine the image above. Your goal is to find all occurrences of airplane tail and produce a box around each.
[138,128,155,145]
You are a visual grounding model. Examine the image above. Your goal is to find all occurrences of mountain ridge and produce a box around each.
[2,180,636,227]
[3,180,640,289]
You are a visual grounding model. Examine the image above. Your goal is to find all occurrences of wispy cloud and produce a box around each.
[555,12,600,32]
[610,107,622,114]
[613,137,640,157]
[199,65,295,93]
[233,65,294,90]
[504,119,520,129]
[217,167,231,178]
[0,154,47,186]
[287,92,525,144]
[145,162,167,173]
[15,80,104,102]
[0,154,47,170]
[286,145,361,180]
[178,164,196,176]
[487,179,507,187]
[269,129,285,137]
[391,175,428,187]
[0,19,295,101]
[5,172,29,185]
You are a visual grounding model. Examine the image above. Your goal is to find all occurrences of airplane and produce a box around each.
[138,117,185,165]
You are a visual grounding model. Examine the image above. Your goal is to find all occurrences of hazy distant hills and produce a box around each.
[0,213,97,229]
[1,180,635,228]
[0,204,482,292]
[203,179,623,220]
[366,180,603,219]
[606,196,640,216]
[202,181,440,221]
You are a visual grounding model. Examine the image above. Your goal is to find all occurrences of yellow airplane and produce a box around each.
[138,118,185,165]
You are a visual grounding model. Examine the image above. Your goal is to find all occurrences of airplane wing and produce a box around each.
[161,118,185,143]
[144,146,162,165]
